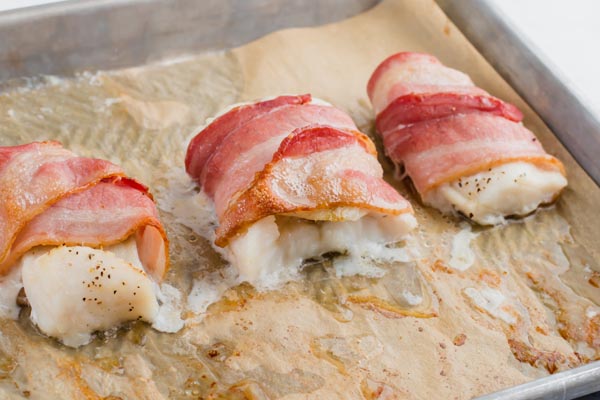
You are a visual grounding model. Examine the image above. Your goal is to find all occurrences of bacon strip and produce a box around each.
[0,142,168,279]
[367,52,565,200]
[201,102,356,216]
[385,113,565,195]
[367,52,522,133]
[185,94,311,185]
[185,95,414,247]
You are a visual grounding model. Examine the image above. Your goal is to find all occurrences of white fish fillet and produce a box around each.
[227,211,417,286]
[21,239,158,347]
[427,161,567,225]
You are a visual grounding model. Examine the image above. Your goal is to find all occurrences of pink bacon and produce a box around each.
[367,52,522,134]
[0,142,168,279]
[185,95,414,247]
[367,52,564,199]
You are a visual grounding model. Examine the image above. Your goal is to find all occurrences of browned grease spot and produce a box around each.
[94,357,122,374]
[526,271,600,354]
[589,271,600,288]
[508,339,577,374]
[207,283,258,314]
[478,269,502,288]
[588,315,600,349]
[443,23,451,36]
[309,337,348,375]
[183,375,219,398]
[219,379,269,399]
[347,295,437,319]
[360,377,401,399]
[453,334,467,346]
[535,326,549,336]
[431,259,454,274]
[0,353,16,381]
[58,361,104,399]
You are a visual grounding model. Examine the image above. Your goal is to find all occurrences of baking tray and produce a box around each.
[0,0,379,82]
[0,0,599,399]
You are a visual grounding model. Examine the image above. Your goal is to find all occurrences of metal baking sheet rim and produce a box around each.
[0,0,599,399]
[435,1,600,399]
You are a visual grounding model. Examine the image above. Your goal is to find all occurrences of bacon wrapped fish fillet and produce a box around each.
[0,141,169,347]
[367,52,567,224]
[185,94,416,283]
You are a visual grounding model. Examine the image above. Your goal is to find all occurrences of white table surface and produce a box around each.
[0,0,63,12]
[488,0,600,117]
[1,0,599,117]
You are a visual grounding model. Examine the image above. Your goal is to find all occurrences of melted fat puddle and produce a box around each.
[448,223,478,272]
[155,168,239,321]
[155,167,427,323]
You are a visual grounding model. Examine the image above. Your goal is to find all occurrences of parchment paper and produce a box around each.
[0,0,598,399]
